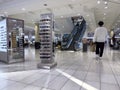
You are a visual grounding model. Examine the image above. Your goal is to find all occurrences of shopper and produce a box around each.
[112,33,116,46]
[93,21,108,60]
[52,30,55,52]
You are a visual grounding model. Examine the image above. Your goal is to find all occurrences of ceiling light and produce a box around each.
[61,16,63,18]
[22,8,26,11]
[62,26,64,28]
[104,1,108,5]
[77,13,80,16]
[104,6,108,9]
[97,0,100,4]
[104,13,106,15]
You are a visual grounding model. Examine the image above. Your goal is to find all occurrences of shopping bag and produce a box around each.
[90,43,96,52]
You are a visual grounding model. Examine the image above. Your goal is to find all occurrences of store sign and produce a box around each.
[0,19,7,52]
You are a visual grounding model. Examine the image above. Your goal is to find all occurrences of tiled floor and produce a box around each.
[0,47,120,90]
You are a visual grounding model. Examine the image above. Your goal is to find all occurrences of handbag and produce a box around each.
[90,43,96,52]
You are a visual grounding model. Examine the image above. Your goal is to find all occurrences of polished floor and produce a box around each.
[0,47,120,90]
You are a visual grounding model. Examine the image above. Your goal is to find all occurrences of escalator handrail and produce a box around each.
[64,20,84,48]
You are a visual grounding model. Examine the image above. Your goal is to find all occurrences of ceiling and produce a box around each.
[0,0,120,33]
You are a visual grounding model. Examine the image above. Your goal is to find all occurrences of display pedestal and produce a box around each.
[37,62,57,69]
[38,13,57,69]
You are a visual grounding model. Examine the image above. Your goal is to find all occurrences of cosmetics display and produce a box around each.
[0,18,24,64]
[38,13,57,69]
[39,14,52,63]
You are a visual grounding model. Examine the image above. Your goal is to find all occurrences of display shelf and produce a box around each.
[0,18,24,64]
[38,13,57,69]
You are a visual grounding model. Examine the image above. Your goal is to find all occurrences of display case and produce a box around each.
[0,18,24,64]
[38,13,57,69]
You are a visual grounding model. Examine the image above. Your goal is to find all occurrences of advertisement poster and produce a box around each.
[0,19,7,52]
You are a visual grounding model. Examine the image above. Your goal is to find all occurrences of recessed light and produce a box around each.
[77,13,80,16]
[61,16,63,18]
[22,8,26,11]
[104,13,106,15]
[104,1,108,5]
[104,6,108,9]
[97,0,100,4]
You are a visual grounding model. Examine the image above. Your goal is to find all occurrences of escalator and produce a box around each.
[62,18,86,51]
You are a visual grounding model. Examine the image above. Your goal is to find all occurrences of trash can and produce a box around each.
[82,38,88,52]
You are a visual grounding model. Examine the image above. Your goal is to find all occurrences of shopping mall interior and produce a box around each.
[0,0,120,90]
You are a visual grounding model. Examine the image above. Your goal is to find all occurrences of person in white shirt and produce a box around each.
[93,21,108,60]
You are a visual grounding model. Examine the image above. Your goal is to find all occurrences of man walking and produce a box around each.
[93,21,108,60]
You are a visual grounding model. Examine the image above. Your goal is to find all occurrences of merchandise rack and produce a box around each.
[38,13,57,69]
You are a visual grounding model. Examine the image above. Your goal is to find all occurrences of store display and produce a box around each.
[38,13,57,69]
[0,19,7,52]
[0,18,24,64]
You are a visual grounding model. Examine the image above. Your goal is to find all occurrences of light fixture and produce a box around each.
[104,13,106,15]
[61,16,63,18]
[22,8,26,11]
[77,13,80,16]
[97,0,101,4]
[104,6,108,9]
[104,1,108,5]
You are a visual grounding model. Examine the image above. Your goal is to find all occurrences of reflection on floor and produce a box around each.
[0,47,120,90]
[0,47,39,72]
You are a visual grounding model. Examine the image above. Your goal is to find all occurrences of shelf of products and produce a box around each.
[0,18,24,64]
[39,14,53,63]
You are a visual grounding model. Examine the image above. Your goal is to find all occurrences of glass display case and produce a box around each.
[0,18,24,64]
